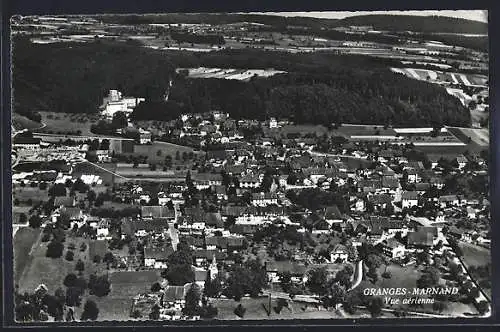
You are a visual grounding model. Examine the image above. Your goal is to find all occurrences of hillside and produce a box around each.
[99,12,487,34]
[13,38,471,128]
[339,14,488,34]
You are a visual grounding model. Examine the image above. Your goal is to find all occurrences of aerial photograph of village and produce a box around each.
[10,10,491,322]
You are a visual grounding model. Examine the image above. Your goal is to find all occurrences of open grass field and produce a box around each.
[13,227,41,283]
[447,127,489,147]
[459,243,491,267]
[12,113,45,131]
[356,262,477,316]
[36,112,97,135]
[73,161,117,186]
[13,186,49,205]
[17,235,91,294]
[213,297,342,320]
[459,242,491,299]
[133,141,196,164]
[82,270,161,321]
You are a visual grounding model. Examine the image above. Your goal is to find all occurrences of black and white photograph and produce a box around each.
[9,9,491,322]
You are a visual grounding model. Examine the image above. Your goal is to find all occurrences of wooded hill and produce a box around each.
[99,13,488,34]
[13,37,471,127]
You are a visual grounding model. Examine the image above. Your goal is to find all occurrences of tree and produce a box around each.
[46,240,64,258]
[75,259,85,274]
[204,275,223,298]
[306,267,328,295]
[88,274,111,297]
[433,301,447,313]
[278,271,292,293]
[19,213,27,224]
[417,267,440,288]
[149,304,161,320]
[477,300,489,315]
[234,304,246,318]
[65,250,75,261]
[63,273,78,288]
[81,300,99,320]
[367,297,384,318]
[151,282,162,292]
[162,263,195,286]
[112,111,128,128]
[131,309,142,319]
[183,283,202,316]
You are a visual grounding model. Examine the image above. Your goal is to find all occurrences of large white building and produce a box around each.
[101,89,145,119]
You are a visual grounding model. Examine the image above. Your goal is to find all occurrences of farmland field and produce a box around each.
[213,297,342,320]
[36,112,98,135]
[447,127,489,147]
[12,113,45,131]
[73,161,117,186]
[459,242,491,299]
[13,227,41,283]
[132,141,197,164]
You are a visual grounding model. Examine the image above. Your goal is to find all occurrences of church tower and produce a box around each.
[208,254,218,280]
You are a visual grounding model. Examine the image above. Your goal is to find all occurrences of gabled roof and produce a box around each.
[141,206,175,219]
[324,205,342,220]
[205,212,223,227]
[402,191,419,200]
[144,246,174,261]
[163,286,186,301]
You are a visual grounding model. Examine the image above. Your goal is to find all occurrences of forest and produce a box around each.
[99,13,487,35]
[13,37,470,127]
[12,36,175,119]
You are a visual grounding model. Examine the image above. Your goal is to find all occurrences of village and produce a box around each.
[12,88,491,321]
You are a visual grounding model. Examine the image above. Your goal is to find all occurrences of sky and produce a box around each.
[253,10,488,23]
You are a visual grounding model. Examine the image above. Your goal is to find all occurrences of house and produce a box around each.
[162,285,187,310]
[407,169,421,183]
[252,193,278,207]
[96,220,111,240]
[467,207,476,219]
[239,174,260,188]
[353,198,365,212]
[144,246,174,269]
[401,191,419,209]
[323,205,343,225]
[266,261,307,283]
[193,173,223,190]
[95,149,111,162]
[429,177,445,190]
[407,227,438,248]
[13,136,42,149]
[54,196,76,208]
[456,155,468,169]
[212,185,228,200]
[141,206,175,220]
[447,226,473,243]
[205,212,223,228]
[330,244,348,263]
[435,211,445,223]
[139,129,152,144]
[381,176,399,193]
[380,238,405,258]
[427,155,441,169]
[439,195,459,208]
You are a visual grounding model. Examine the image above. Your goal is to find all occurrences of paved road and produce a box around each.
[349,260,364,291]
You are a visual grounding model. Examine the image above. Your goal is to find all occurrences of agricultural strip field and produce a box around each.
[13,227,41,283]
[447,127,489,147]
[36,112,97,136]
[213,297,342,320]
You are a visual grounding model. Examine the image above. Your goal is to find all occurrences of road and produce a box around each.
[33,132,135,141]
[349,260,364,291]
[74,159,131,180]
